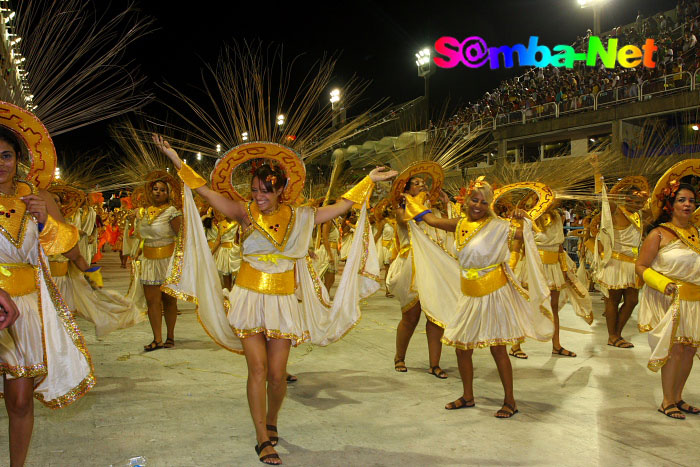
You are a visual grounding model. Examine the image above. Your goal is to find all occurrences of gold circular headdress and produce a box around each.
[210,142,306,203]
[650,159,700,220]
[374,198,391,222]
[491,182,556,221]
[144,170,182,209]
[0,101,57,189]
[610,175,650,200]
[47,183,86,218]
[389,161,444,208]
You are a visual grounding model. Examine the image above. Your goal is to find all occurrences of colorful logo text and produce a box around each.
[433,36,657,69]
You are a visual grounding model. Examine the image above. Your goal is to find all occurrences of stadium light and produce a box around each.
[196,152,202,160]
[277,114,285,127]
[577,0,608,35]
[692,125,699,131]
[216,144,221,153]
[242,131,249,141]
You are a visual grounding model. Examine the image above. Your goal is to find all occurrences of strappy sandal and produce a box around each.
[254,440,281,464]
[285,374,297,383]
[429,366,448,379]
[658,403,685,420]
[164,338,175,348]
[495,402,519,418]
[508,348,528,359]
[143,340,163,352]
[676,400,700,415]
[266,424,279,445]
[445,396,475,410]
[394,358,407,373]
[552,347,577,357]
[608,337,634,348]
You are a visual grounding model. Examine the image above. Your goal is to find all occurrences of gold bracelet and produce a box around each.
[178,163,207,189]
[341,176,374,205]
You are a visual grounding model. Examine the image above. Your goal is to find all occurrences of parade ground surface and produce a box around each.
[4,252,699,467]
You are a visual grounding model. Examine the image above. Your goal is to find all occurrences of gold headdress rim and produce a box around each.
[210,141,305,203]
[491,181,556,221]
[389,161,444,208]
[47,183,86,218]
[610,175,650,200]
[650,159,700,220]
[0,101,57,189]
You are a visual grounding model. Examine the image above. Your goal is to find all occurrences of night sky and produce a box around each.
[54,0,678,155]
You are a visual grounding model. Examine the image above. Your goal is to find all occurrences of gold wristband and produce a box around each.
[178,163,207,189]
[40,215,80,256]
[403,192,430,221]
[642,268,673,294]
[342,176,374,205]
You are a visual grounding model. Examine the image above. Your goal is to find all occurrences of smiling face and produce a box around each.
[251,176,283,214]
[405,177,427,197]
[151,181,169,206]
[467,189,490,221]
[672,188,696,223]
[0,139,18,187]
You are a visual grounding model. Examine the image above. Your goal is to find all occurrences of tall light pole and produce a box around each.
[415,47,435,126]
[578,0,608,36]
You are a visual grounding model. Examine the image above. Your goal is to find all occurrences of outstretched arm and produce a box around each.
[421,212,459,232]
[153,135,247,223]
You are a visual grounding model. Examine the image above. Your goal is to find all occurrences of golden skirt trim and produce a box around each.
[0,263,37,296]
[49,261,68,277]
[143,243,175,259]
[0,362,48,379]
[441,335,526,350]
[461,265,507,297]
[235,261,295,295]
[400,296,420,313]
[232,325,310,346]
[611,251,637,263]
[538,249,559,264]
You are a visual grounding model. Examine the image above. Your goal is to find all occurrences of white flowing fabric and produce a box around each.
[163,186,380,354]
[0,210,94,407]
[409,217,553,348]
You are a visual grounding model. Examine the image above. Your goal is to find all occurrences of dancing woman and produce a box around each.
[403,178,553,417]
[155,136,394,464]
[636,160,700,420]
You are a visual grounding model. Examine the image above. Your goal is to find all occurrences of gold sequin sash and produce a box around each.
[143,243,175,259]
[236,261,295,295]
[460,264,508,297]
[0,263,37,296]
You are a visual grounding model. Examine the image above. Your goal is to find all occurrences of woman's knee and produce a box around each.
[5,391,33,418]
[248,361,268,381]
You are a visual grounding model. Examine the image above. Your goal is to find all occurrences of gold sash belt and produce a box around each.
[0,263,37,296]
[538,249,560,264]
[677,280,700,301]
[611,251,637,263]
[236,261,295,295]
[143,243,175,259]
[461,264,508,297]
[220,242,234,248]
[49,261,69,277]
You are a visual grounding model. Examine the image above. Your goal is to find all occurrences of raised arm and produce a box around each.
[153,134,247,223]
[421,212,460,232]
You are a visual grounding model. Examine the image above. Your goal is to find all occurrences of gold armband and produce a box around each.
[342,176,374,205]
[40,215,79,256]
[403,192,430,221]
[642,268,674,294]
[178,163,207,189]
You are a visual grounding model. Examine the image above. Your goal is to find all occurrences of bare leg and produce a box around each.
[660,343,685,419]
[4,376,34,466]
[675,345,697,410]
[143,284,164,344]
[550,290,575,356]
[394,301,421,370]
[605,289,623,343]
[491,345,517,417]
[615,287,639,343]
[444,348,474,409]
[223,274,233,291]
[162,292,178,345]
[265,338,292,440]
[426,319,446,375]
[241,334,281,464]
[323,271,335,293]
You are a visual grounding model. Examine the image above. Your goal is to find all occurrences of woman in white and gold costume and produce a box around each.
[314,205,341,292]
[595,176,648,348]
[212,212,241,290]
[403,178,553,417]
[636,160,700,420]
[0,105,95,466]
[373,201,398,296]
[132,173,182,351]
[155,136,394,465]
[507,188,593,359]
[386,168,453,379]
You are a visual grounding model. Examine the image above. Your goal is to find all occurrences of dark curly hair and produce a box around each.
[252,163,286,192]
[651,182,697,229]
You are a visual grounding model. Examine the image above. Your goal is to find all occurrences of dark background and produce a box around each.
[54,0,678,156]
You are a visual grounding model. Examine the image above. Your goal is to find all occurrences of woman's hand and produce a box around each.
[369,167,398,183]
[0,288,20,330]
[512,208,527,219]
[665,283,678,296]
[439,190,450,207]
[21,194,48,224]
[152,134,183,170]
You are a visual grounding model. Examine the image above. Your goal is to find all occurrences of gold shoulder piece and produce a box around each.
[40,215,79,255]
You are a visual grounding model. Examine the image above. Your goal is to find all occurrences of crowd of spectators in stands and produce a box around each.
[448,0,700,129]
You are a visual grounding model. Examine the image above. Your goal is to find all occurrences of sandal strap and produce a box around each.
[266,424,278,432]
[257,440,273,451]
[502,402,516,413]
[260,453,280,461]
